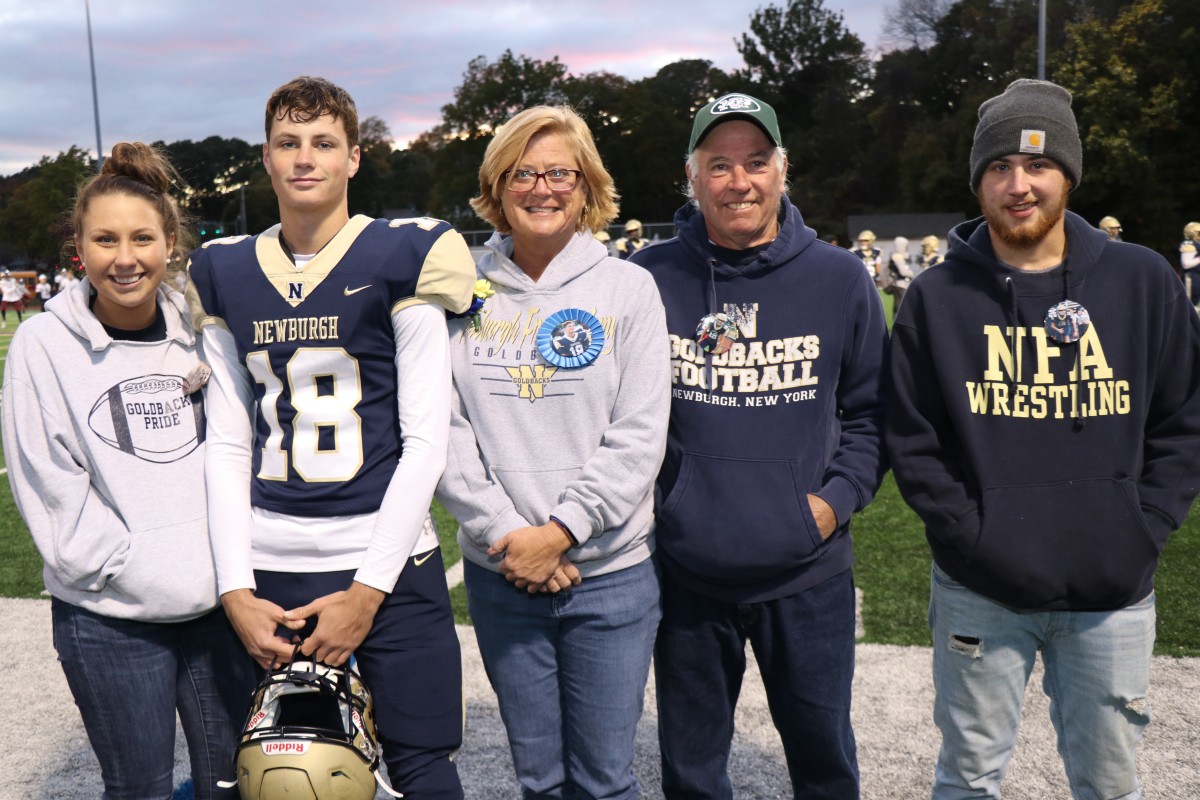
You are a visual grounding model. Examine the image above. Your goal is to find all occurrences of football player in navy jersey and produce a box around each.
[187,76,475,799]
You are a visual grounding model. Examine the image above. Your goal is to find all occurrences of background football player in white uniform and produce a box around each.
[188,77,475,799]
[0,268,26,327]
[34,273,52,306]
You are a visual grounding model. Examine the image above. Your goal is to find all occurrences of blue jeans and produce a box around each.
[465,557,661,800]
[51,599,254,800]
[929,564,1154,800]
[655,567,859,800]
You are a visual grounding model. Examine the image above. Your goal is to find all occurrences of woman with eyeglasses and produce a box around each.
[436,105,670,799]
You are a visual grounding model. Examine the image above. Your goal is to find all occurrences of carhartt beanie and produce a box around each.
[969,79,1082,192]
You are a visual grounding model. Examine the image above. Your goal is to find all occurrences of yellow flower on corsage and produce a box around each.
[467,279,494,331]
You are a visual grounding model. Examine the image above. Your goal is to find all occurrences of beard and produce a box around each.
[979,184,1069,250]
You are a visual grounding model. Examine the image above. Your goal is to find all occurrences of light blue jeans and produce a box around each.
[465,557,661,800]
[929,564,1154,800]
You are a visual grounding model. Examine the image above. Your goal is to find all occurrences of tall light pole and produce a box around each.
[85,0,103,173]
[1037,0,1047,80]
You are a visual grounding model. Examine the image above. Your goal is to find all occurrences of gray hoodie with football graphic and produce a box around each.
[2,278,217,621]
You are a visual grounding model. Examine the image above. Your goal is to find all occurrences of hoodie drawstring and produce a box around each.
[1010,260,1085,430]
[1005,276,1018,391]
[705,257,719,395]
[1061,257,1085,431]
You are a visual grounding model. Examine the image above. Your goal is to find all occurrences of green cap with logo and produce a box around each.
[689,93,782,153]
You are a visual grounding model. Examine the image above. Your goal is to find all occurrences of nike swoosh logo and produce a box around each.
[344,285,372,296]
[413,551,436,567]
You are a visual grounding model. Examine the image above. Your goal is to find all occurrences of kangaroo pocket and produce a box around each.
[108,518,218,619]
[491,464,583,526]
[657,454,823,585]
[970,478,1160,608]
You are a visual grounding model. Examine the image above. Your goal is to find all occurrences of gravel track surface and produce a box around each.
[4,597,1197,799]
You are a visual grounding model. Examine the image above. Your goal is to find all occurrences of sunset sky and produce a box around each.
[0,0,893,175]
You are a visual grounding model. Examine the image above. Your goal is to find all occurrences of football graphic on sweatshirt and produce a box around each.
[87,374,204,463]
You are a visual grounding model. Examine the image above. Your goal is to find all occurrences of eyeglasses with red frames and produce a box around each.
[505,168,583,192]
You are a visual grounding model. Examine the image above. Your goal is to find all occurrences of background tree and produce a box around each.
[881,0,954,50]
[736,0,872,236]
[2,1,1197,260]
[605,60,737,224]
[417,132,488,230]
[562,70,633,154]
[560,70,635,224]
[855,0,1126,227]
[0,147,93,264]
[348,115,397,218]
[389,146,434,216]
[1056,0,1199,251]
[160,135,260,236]
[440,51,569,140]
[421,51,571,228]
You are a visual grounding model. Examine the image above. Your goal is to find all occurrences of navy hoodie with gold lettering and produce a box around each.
[887,210,1200,611]
[632,196,888,603]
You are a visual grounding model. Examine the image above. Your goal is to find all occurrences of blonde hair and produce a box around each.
[471,106,618,235]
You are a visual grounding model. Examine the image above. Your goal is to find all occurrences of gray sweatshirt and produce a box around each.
[2,279,218,621]
[437,231,670,577]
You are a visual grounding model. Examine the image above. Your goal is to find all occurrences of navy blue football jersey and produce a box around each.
[187,215,474,516]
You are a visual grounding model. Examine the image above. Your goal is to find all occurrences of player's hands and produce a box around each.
[489,522,574,589]
[808,494,839,541]
[221,588,305,670]
[285,582,385,667]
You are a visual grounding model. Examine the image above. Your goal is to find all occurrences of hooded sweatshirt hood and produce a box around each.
[673,194,818,281]
[945,210,1109,298]
[478,228,610,294]
[47,275,197,352]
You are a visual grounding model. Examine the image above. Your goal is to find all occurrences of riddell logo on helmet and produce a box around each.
[245,710,267,731]
[713,95,761,115]
[262,741,310,756]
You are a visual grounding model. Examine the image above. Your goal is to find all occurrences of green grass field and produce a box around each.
[2,304,1198,656]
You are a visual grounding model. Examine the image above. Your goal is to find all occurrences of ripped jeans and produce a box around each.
[929,564,1154,800]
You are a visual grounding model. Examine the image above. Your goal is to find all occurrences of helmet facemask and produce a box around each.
[220,650,401,799]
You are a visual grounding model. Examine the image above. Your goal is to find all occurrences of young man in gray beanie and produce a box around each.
[887,78,1200,799]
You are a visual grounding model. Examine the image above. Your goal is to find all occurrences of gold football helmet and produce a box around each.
[223,658,399,799]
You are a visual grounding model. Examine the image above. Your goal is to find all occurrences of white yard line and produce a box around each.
[445,557,464,589]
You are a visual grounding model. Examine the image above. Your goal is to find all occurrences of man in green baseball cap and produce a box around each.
[631,89,888,799]
[688,92,782,153]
